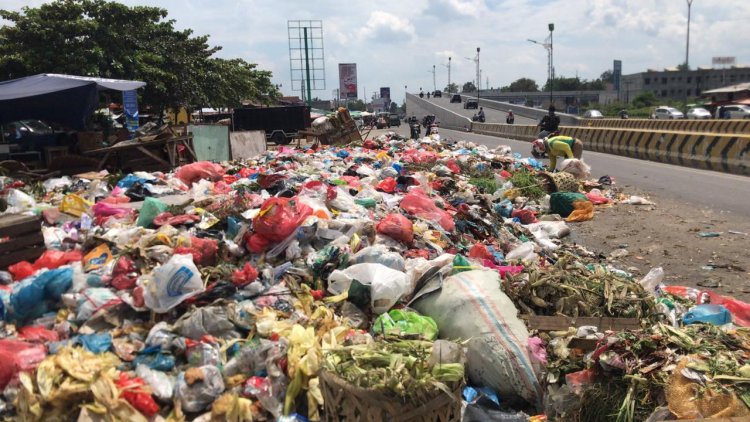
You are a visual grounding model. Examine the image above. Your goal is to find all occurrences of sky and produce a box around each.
[3,0,750,104]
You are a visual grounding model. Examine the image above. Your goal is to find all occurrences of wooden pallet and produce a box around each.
[0,214,44,269]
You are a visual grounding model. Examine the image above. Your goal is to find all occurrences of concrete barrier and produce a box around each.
[406,93,472,132]
[581,118,750,134]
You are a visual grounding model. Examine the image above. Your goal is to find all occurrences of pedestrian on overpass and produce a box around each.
[537,105,560,138]
[532,135,583,171]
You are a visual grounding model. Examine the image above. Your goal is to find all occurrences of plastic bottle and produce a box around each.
[683,304,732,325]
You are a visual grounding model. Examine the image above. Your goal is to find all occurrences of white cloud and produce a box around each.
[358,11,416,43]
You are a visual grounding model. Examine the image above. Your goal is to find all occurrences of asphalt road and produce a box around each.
[422,95,538,125]
[387,123,750,219]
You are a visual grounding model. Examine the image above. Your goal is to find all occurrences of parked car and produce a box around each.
[686,107,712,119]
[433,91,442,98]
[464,99,479,109]
[450,94,461,103]
[2,119,54,140]
[652,106,684,119]
[722,105,750,119]
[388,113,401,127]
[583,109,604,119]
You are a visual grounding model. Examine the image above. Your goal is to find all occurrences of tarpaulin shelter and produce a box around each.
[0,74,146,130]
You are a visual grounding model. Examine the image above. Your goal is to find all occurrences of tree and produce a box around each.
[389,101,398,113]
[503,78,538,92]
[444,83,459,94]
[347,99,366,111]
[600,70,613,83]
[632,91,657,108]
[0,0,279,116]
[462,81,476,92]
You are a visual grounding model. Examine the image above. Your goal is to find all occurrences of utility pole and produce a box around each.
[466,48,480,99]
[432,64,436,92]
[685,0,694,110]
[528,23,554,107]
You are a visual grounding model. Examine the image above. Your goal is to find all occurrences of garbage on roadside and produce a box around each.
[0,131,747,421]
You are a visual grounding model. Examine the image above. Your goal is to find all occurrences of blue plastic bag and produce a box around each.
[79,332,113,354]
[683,304,732,325]
[8,267,72,322]
[134,348,176,371]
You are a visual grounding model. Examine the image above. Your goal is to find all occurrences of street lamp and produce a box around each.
[464,48,480,99]
[684,0,694,109]
[441,57,451,93]
[528,22,554,107]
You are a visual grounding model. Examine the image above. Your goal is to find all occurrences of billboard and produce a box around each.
[712,56,735,66]
[613,60,622,92]
[380,87,391,101]
[338,63,357,99]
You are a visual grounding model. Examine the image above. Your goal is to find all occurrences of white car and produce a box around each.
[722,105,750,119]
[652,106,684,119]
[686,107,712,119]
[583,109,604,119]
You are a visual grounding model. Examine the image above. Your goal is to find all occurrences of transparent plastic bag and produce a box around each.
[142,254,205,313]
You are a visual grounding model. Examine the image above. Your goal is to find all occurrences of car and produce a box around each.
[652,106,684,119]
[464,99,478,109]
[583,109,604,119]
[388,113,401,127]
[433,91,442,98]
[2,119,54,140]
[722,105,750,119]
[686,107,712,119]
[450,94,461,103]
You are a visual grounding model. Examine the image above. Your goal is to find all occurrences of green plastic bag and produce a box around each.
[549,192,588,218]
[373,309,438,340]
[452,254,473,273]
[136,197,168,228]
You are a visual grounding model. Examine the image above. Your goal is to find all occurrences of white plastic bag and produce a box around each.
[558,158,591,180]
[506,242,538,262]
[622,195,655,205]
[350,245,406,272]
[42,176,72,192]
[328,263,409,314]
[639,267,664,293]
[136,364,175,401]
[4,189,36,214]
[142,254,205,313]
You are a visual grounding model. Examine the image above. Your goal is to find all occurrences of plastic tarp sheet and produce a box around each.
[189,125,230,162]
[0,74,146,129]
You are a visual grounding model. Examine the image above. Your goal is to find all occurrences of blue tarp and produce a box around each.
[0,74,145,129]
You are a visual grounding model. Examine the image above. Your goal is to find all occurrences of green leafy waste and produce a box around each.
[508,169,546,199]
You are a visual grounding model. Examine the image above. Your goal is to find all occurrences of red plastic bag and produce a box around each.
[0,340,46,389]
[445,159,461,174]
[376,177,397,193]
[174,237,218,267]
[232,263,259,287]
[153,212,201,227]
[399,189,455,231]
[115,372,160,417]
[175,161,225,186]
[34,250,83,271]
[565,368,598,394]
[511,209,538,224]
[376,214,414,244]
[468,243,493,260]
[8,261,35,281]
[585,191,610,205]
[17,326,59,343]
[110,256,138,291]
[704,291,750,327]
[252,197,313,243]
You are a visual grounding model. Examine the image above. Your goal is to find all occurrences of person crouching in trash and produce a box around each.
[532,135,583,171]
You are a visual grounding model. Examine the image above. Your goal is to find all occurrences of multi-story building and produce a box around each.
[620,66,750,103]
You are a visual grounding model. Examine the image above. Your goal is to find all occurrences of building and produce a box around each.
[700,82,750,107]
[620,66,750,103]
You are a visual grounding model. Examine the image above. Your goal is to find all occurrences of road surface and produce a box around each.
[422,95,538,125]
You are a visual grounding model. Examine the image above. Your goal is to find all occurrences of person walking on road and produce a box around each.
[532,135,583,170]
[537,105,560,138]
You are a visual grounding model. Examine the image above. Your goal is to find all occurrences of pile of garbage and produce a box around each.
[0,131,748,421]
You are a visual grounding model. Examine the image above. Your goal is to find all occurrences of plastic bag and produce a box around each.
[92,202,133,219]
[376,214,414,244]
[232,263,259,287]
[638,267,664,293]
[79,332,113,354]
[376,177,397,193]
[83,244,113,272]
[174,236,218,267]
[136,364,175,402]
[683,304,732,325]
[142,254,205,313]
[175,365,226,413]
[350,245,406,272]
[8,267,73,321]
[60,194,93,217]
[328,263,409,314]
[133,349,176,371]
[8,261,35,281]
[173,306,237,340]
[372,309,438,340]
[249,197,313,252]
[18,326,59,343]
[136,197,169,228]
[175,161,225,186]
[400,188,455,231]
[506,242,538,262]
[0,339,46,388]
[558,158,591,179]
[110,256,139,290]
[115,372,160,417]
[585,189,610,205]
[565,200,594,222]
[4,189,36,213]
[73,287,121,321]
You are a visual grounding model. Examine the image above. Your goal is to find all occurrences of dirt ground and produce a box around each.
[569,186,750,302]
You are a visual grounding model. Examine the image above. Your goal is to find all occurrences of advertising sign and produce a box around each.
[613,60,622,92]
[380,87,391,101]
[338,63,358,99]
[122,90,139,134]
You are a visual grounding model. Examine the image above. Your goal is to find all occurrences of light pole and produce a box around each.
[528,22,554,107]
[433,64,436,92]
[464,48,480,99]
[684,0,694,109]
[441,57,451,92]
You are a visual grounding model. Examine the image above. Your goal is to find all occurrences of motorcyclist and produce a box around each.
[532,135,583,171]
[427,92,431,99]
[410,120,421,139]
[419,91,424,98]
[506,110,515,124]
[537,105,560,138]
[477,107,485,122]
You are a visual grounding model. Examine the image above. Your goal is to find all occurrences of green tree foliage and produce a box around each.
[0,0,279,114]
[600,70,614,83]
[444,83,459,93]
[500,78,539,92]
[462,81,476,92]
[347,99,366,111]
[543,76,604,92]
[389,101,398,113]
[632,91,657,108]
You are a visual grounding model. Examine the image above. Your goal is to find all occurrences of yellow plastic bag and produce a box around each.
[565,200,594,222]
[60,194,93,217]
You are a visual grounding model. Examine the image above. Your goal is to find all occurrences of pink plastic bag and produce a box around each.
[400,188,455,231]
[175,161,225,185]
[0,340,47,389]
[92,202,132,218]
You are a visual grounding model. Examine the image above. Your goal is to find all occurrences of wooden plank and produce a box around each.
[0,245,45,269]
[527,315,641,331]
[0,231,44,254]
[0,215,41,238]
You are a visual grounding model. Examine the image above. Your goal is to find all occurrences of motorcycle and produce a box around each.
[419,92,424,98]
[471,113,486,123]
[410,123,421,139]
